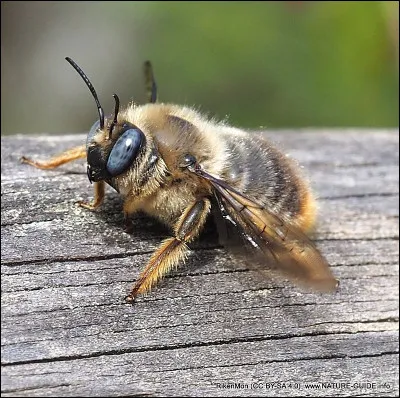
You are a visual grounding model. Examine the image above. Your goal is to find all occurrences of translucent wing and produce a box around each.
[197,168,338,292]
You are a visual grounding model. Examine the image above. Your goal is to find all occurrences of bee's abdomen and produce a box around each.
[221,135,313,227]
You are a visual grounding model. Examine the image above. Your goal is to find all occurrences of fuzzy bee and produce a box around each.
[21,58,338,303]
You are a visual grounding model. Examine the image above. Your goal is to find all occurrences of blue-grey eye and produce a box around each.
[86,120,100,149]
[106,128,145,176]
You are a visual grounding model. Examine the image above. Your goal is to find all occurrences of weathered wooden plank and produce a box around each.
[1,130,399,397]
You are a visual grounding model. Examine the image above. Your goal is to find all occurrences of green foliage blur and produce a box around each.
[137,1,399,128]
[1,1,398,134]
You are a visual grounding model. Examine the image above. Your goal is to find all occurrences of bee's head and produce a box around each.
[65,57,147,183]
[85,117,146,183]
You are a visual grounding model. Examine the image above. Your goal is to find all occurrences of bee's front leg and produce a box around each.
[125,197,211,303]
[21,144,104,210]
[21,145,86,169]
[77,181,105,211]
[123,214,135,234]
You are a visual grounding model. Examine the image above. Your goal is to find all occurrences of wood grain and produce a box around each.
[1,129,399,397]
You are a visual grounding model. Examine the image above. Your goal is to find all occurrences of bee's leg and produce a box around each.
[21,145,104,211]
[123,214,135,234]
[77,181,105,211]
[122,202,139,233]
[125,197,211,303]
[20,145,86,169]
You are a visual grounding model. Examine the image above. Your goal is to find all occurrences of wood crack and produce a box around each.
[3,330,397,367]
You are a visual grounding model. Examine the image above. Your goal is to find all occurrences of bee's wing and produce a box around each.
[198,169,338,292]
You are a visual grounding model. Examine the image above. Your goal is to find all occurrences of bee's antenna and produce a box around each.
[144,61,157,103]
[65,57,105,130]
[109,93,120,139]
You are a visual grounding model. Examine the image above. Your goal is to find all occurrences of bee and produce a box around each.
[21,57,338,303]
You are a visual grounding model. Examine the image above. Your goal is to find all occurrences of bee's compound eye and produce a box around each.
[86,119,101,149]
[106,128,145,176]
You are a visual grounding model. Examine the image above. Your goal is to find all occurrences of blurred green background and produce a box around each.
[1,1,399,135]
